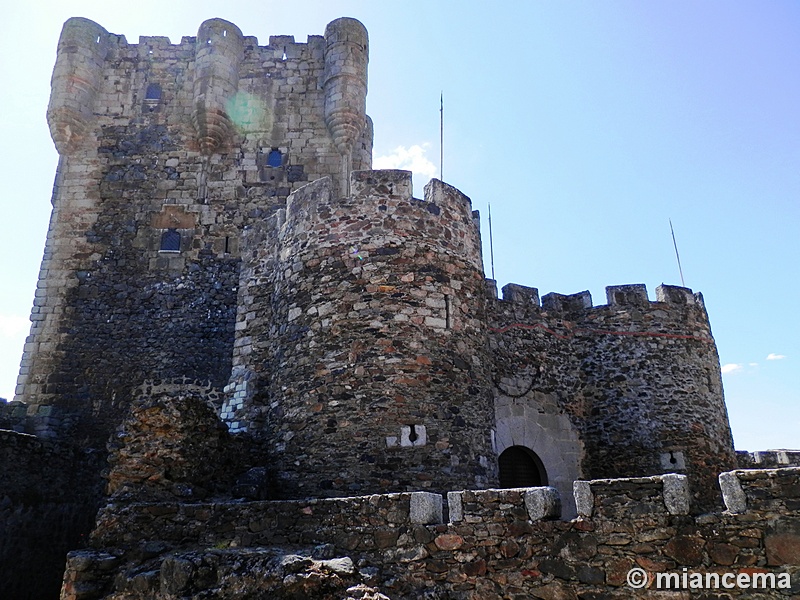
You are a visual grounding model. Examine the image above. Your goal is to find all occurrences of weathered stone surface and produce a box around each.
[57,466,800,599]
[663,535,705,566]
[662,473,690,515]
[410,492,443,525]
[525,486,561,521]
[106,392,233,500]
[447,491,464,523]
[766,533,800,566]
[574,481,594,517]
[434,534,464,551]
[3,12,790,600]
[720,470,748,513]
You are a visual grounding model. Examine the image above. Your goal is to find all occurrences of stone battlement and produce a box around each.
[56,19,310,54]
[720,467,800,514]
[737,449,800,469]
[65,469,800,598]
[88,470,800,550]
[9,15,764,598]
[494,282,704,314]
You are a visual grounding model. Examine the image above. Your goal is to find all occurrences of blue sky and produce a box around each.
[0,1,797,450]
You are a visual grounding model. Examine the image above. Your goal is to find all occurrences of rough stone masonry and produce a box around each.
[1,15,795,600]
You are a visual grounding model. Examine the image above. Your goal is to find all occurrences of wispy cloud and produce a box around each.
[721,363,742,374]
[766,353,786,361]
[373,144,438,180]
[0,314,29,338]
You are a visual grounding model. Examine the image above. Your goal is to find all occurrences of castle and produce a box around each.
[1,16,798,600]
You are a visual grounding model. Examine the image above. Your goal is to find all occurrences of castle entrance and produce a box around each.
[498,445,548,488]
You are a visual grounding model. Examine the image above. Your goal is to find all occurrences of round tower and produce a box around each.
[47,17,109,154]
[323,18,369,194]
[575,284,736,509]
[234,170,497,498]
[191,19,244,154]
[490,283,736,511]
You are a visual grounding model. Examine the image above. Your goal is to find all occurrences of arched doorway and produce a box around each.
[498,445,548,488]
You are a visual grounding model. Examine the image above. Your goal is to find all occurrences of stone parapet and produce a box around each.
[737,449,800,469]
[573,474,691,519]
[448,486,561,524]
[488,281,735,510]
[65,468,800,599]
[91,492,440,550]
[720,467,800,514]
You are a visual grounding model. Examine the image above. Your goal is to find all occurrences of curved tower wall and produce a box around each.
[191,19,244,154]
[47,17,109,154]
[229,170,497,498]
[489,282,736,510]
[323,18,369,194]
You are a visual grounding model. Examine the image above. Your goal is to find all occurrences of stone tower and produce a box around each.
[489,283,737,510]
[223,170,497,498]
[16,16,372,448]
[1,15,753,599]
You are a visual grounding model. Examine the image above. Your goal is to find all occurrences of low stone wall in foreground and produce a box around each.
[63,468,800,599]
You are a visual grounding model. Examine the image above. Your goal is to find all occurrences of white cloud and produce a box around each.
[0,314,29,338]
[373,144,438,180]
[721,363,742,374]
[766,353,786,361]
[748,363,759,367]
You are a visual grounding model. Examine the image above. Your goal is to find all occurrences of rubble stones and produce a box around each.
[62,470,800,599]
[106,392,234,501]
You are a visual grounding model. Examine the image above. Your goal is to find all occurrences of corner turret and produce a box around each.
[489,281,736,510]
[47,18,109,154]
[191,19,244,154]
[323,18,369,194]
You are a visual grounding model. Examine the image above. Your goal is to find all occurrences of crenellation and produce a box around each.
[489,278,734,510]
[6,16,790,600]
[541,289,592,312]
[606,282,649,306]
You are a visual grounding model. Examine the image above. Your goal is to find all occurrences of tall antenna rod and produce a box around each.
[669,218,685,287]
[439,92,443,181]
[488,203,496,281]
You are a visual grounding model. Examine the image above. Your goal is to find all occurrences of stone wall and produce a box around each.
[224,170,496,499]
[738,450,800,469]
[62,469,800,599]
[16,16,372,451]
[0,430,102,600]
[488,282,736,510]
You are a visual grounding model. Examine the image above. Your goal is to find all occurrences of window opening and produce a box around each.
[160,229,181,252]
[267,149,283,167]
[145,83,162,100]
[445,295,452,328]
[498,446,548,488]
[224,236,230,254]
